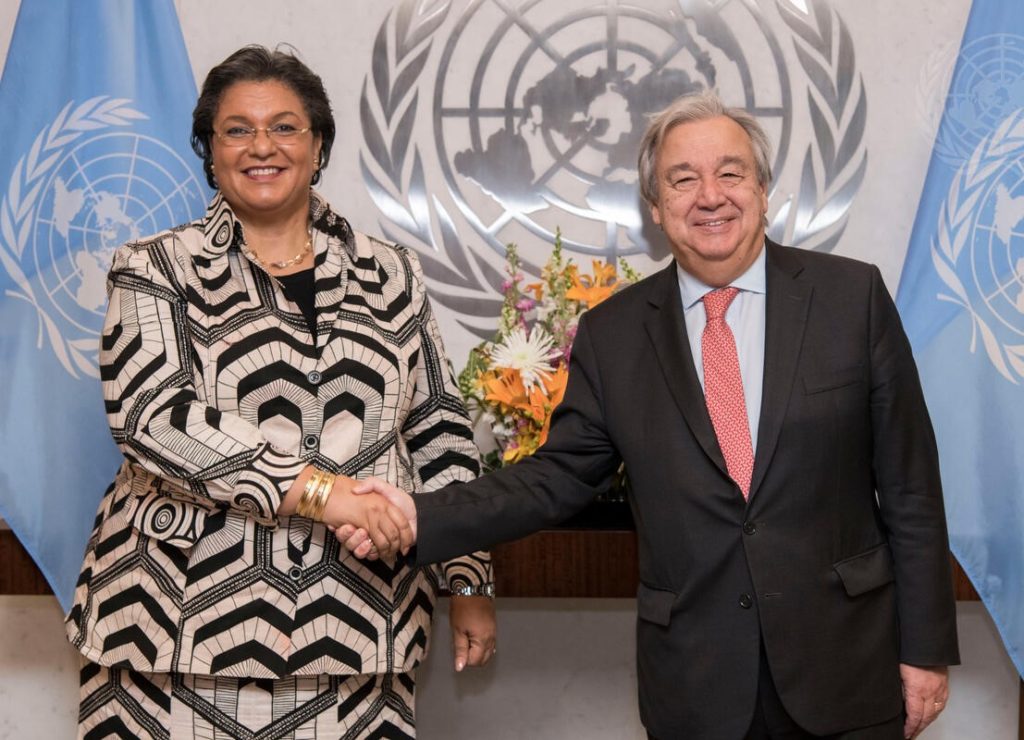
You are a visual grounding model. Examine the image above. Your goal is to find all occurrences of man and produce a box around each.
[341,91,959,739]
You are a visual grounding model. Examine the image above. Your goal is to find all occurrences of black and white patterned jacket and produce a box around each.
[66,191,491,678]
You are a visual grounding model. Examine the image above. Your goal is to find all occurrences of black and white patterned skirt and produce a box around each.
[78,662,416,739]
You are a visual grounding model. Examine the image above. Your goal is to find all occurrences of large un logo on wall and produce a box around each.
[361,0,867,337]
[0,97,206,377]
[434,1,791,260]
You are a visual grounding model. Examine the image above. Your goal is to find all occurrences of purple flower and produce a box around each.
[516,298,535,312]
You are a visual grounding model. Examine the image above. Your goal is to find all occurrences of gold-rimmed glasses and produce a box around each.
[215,123,312,147]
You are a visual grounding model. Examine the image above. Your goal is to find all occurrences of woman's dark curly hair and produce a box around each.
[191,45,336,189]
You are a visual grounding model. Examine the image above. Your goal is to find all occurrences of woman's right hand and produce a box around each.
[333,477,418,560]
[281,468,413,557]
[323,482,414,558]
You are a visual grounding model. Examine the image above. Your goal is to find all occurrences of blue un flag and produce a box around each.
[0,0,208,609]
[897,0,1024,677]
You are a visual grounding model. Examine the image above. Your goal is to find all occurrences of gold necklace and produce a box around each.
[244,229,313,271]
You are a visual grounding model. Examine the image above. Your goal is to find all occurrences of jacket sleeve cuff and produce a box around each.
[441,550,494,592]
[234,443,307,525]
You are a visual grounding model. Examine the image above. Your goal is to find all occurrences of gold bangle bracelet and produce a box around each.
[310,472,335,521]
[297,468,324,519]
[299,471,321,516]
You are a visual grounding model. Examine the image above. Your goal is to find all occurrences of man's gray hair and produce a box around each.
[637,89,773,207]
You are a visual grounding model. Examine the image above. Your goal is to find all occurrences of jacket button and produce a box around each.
[303,434,319,450]
[739,594,753,609]
[288,566,303,581]
[742,521,756,535]
[307,370,322,385]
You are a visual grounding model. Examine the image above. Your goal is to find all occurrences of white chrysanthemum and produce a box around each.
[490,327,560,389]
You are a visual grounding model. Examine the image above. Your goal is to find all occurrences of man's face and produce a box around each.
[649,116,768,286]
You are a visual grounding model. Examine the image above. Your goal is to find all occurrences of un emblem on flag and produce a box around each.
[933,109,1024,383]
[933,33,1024,166]
[0,97,205,378]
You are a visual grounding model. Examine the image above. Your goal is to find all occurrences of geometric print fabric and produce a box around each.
[79,662,416,739]
[67,192,491,680]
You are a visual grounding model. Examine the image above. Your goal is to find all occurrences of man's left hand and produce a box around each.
[900,663,949,738]
[449,594,497,672]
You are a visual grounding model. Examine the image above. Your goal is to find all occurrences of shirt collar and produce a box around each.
[676,242,767,311]
[199,190,357,259]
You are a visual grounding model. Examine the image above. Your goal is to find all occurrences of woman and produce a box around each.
[66,45,495,739]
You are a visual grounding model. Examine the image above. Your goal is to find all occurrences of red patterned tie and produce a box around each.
[702,288,754,498]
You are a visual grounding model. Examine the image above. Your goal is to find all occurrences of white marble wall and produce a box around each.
[0,597,1017,738]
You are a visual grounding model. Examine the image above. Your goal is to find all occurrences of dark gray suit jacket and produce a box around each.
[415,242,959,739]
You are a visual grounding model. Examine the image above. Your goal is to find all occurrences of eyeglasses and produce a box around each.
[215,124,312,147]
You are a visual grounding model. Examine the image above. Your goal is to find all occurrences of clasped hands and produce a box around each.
[325,475,417,560]
[288,472,494,671]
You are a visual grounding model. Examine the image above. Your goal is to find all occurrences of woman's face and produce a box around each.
[211,79,322,224]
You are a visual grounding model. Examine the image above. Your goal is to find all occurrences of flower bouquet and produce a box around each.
[458,231,640,473]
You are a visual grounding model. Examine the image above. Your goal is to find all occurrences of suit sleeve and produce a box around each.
[414,311,621,565]
[868,265,960,666]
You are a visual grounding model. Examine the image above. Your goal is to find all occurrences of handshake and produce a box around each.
[332,477,418,560]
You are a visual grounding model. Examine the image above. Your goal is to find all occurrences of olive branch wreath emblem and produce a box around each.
[0,96,146,378]
[769,1,867,253]
[915,40,960,167]
[360,0,866,332]
[930,109,1024,384]
[358,0,503,331]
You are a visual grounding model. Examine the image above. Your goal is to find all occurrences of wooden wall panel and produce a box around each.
[0,529,51,595]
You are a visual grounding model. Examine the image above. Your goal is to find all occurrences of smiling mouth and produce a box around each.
[244,167,283,176]
[695,218,732,228]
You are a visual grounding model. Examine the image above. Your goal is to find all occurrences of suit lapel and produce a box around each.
[644,263,729,478]
[750,242,812,498]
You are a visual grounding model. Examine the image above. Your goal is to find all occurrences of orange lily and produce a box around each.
[536,365,570,448]
[483,369,531,414]
[566,260,619,307]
